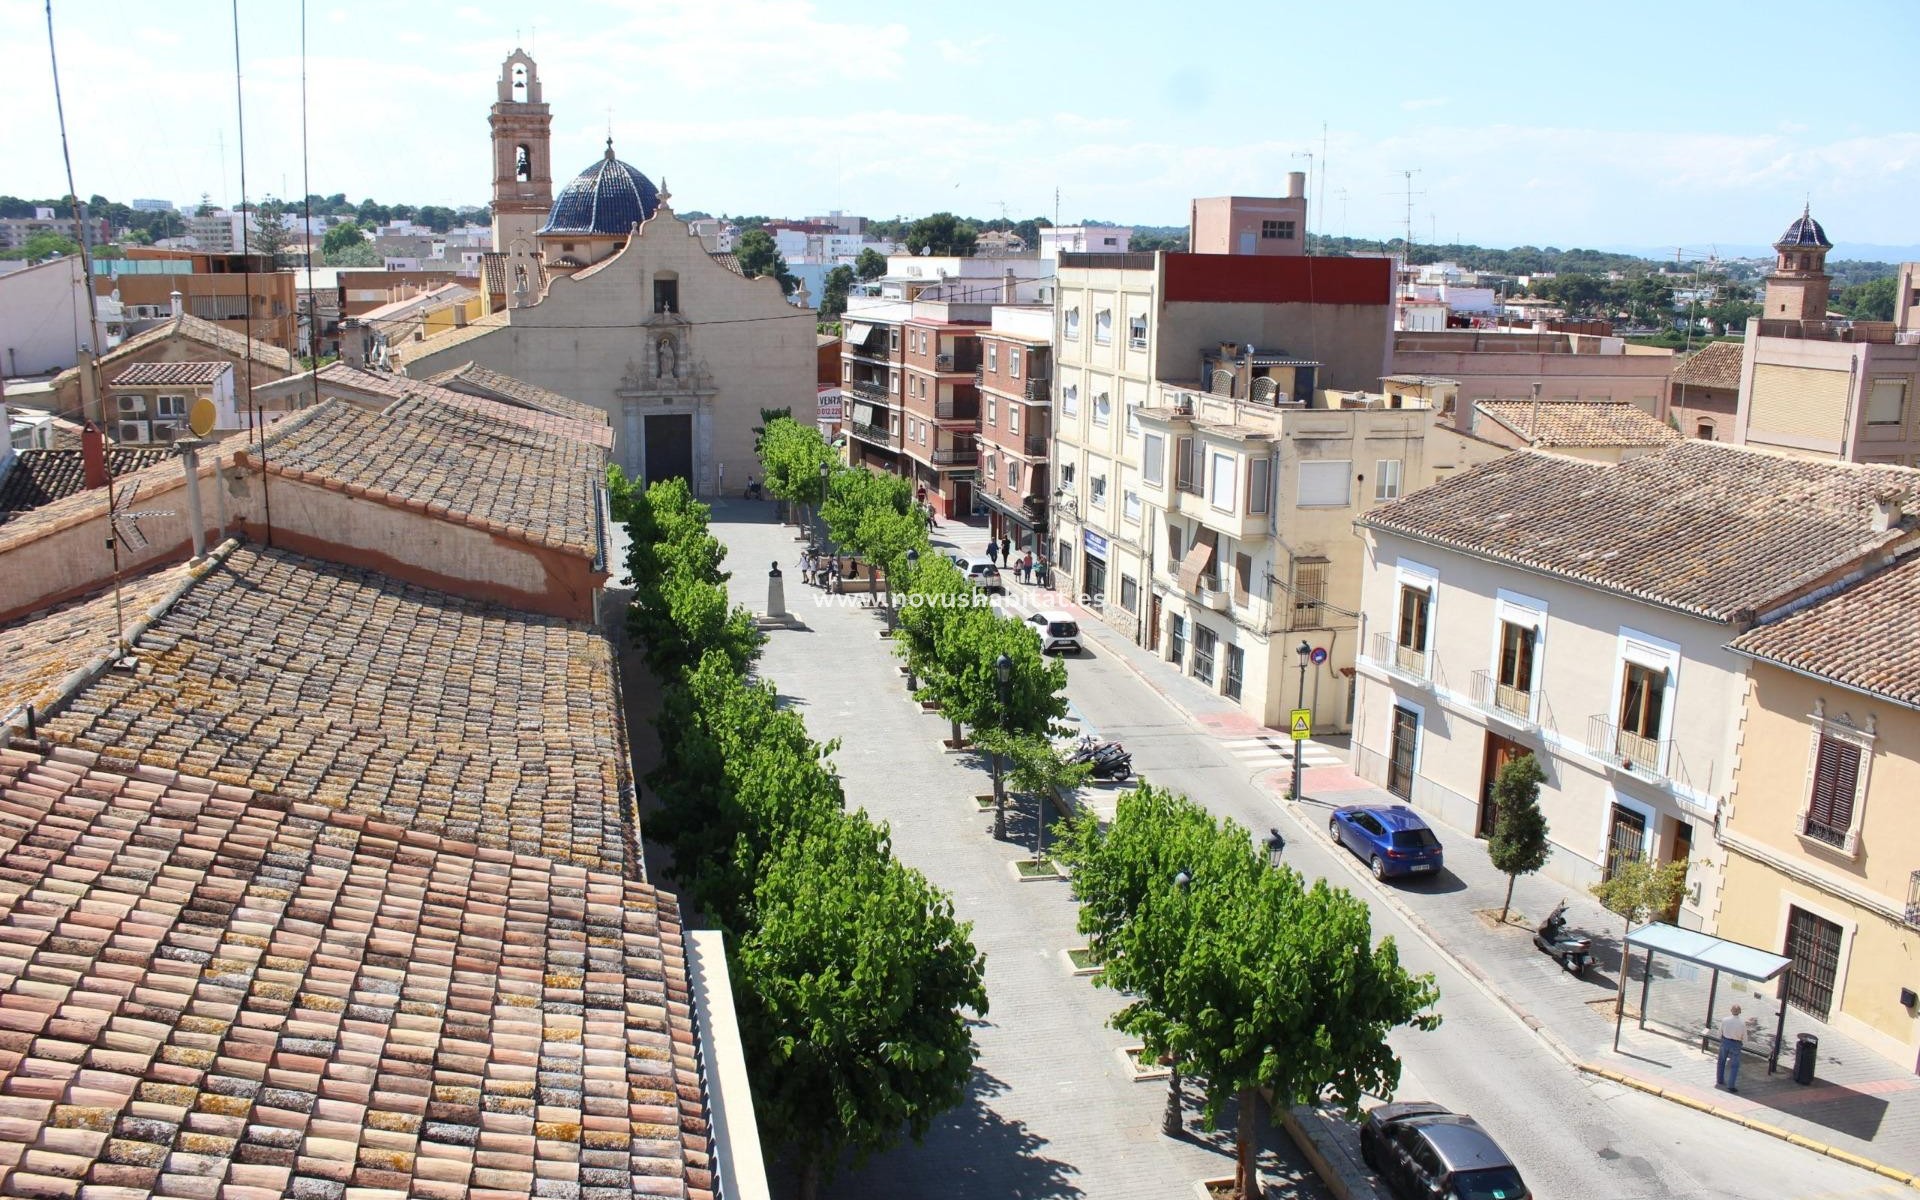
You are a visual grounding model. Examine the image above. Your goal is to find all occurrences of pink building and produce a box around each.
[1189,173,1309,257]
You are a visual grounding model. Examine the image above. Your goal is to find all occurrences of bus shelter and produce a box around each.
[1614,922,1794,1070]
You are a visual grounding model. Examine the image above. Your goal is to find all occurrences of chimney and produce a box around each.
[1529,381,1543,444]
[452,305,468,328]
[169,287,183,318]
[1285,171,1307,199]
[1873,487,1907,534]
[82,424,109,490]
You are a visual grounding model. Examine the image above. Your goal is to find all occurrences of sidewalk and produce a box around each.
[999,551,1920,1183]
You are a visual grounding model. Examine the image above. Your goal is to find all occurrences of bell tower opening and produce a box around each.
[490,48,553,264]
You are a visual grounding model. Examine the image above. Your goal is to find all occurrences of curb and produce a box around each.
[1575,1064,1920,1188]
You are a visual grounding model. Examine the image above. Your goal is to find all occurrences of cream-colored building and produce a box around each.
[1134,382,1504,732]
[1351,442,1920,918]
[1719,548,1920,1069]
[391,49,813,495]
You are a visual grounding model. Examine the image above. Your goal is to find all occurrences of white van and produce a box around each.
[1026,610,1081,654]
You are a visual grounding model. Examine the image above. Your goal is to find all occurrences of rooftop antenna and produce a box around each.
[1399,169,1424,254]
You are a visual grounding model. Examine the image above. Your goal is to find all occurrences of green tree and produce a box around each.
[734,228,798,294]
[905,212,977,257]
[854,246,887,281]
[247,196,294,263]
[1840,276,1898,321]
[18,232,79,261]
[974,728,1092,860]
[325,241,381,267]
[819,264,855,320]
[321,220,366,257]
[1590,855,1691,935]
[758,416,838,527]
[1487,754,1551,922]
[921,603,1068,754]
[736,812,986,1200]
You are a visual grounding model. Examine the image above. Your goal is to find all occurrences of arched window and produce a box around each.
[515,145,531,183]
[512,64,528,101]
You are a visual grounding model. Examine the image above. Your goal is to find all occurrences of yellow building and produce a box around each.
[1720,540,1920,1070]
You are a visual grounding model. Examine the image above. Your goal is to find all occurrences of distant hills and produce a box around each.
[1600,242,1920,263]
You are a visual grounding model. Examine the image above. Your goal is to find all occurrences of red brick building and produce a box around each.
[975,311,1053,555]
[900,313,984,520]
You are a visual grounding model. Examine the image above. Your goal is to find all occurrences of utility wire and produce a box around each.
[300,0,323,415]
[230,0,272,547]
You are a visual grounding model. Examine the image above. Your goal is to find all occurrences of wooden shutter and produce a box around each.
[1808,735,1861,834]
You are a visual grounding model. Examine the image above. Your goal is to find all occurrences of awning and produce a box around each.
[1625,923,1791,982]
[844,321,876,346]
[1176,530,1218,594]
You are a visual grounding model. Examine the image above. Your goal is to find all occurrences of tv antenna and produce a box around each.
[104,475,175,662]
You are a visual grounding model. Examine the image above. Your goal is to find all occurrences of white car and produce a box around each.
[1026,610,1081,654]
[954,557,1007,594]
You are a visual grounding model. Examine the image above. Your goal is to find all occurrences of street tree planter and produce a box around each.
[1121,1046,1171,1081]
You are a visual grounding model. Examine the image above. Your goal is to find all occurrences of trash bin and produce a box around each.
[1793,1032,1818,1085]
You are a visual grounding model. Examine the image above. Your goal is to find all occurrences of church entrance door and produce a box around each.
[644,414,694,487]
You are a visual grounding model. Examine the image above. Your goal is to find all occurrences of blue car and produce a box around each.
[1329,804,1444,880]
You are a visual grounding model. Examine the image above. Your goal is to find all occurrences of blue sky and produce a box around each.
[10,0,1919,253]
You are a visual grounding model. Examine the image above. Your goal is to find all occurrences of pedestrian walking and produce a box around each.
[986,540,999,566]
[829,558,843,594]
[1000,536,1012,564]
[1020,551,1034,584]
[1715,1004,1746,1093]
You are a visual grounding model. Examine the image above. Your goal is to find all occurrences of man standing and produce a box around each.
[1716,1004,1746,1093]
[986,540,999,567]
[1000,536,1012,564]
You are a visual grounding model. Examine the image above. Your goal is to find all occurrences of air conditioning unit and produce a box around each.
[117,395,147,415]
[117,420,150,443]
[150,420,181,444]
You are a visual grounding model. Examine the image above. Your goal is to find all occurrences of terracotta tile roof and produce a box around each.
[1670,340,1745,391]
[0,561,196,720]
[109,361,233,387]
[425,362,610,429]
[392,310,510,369]
[0,744,712,1200]
[279,363,611,448]
[247,398,606,557]
[0,448,173,527]
[1731,550,1920,707]
[1474,399,1680,447]
[708,252,746,277]
[53,314,299,386]
[1358,442,1920,620]
[34,543,633,872]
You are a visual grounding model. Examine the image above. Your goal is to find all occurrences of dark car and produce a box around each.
[1360,1102,1530,1200]
[1329,804,1443,880]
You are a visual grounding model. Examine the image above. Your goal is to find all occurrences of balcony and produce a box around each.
[1586,716,1692,791]
[847,419,892,446]
[1906,871,1920,928]
[1371,632,1430,684]
[845,343,893,365]
[932,446,977,466]
[934,398,978,422]
[1024,378,1050,403]
[1196,582,1230,612]
[848,380,889,402]
[1471,670,1536,725]
[1023,433,1048,457]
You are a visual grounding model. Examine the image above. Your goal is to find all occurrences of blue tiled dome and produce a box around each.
[1776,205,1831,249]
[540,139,659,236]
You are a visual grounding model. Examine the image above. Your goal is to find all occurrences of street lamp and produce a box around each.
[1291,640,1311,803]
[992,652,1013,840]
[1266,827,1285,868]
[1163,868,1192,1137]
[816,461,831,548]
[902,548,922,689]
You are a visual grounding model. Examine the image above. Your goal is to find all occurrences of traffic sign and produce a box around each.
[1310,646,1328,666]
[1289,709,1312,740]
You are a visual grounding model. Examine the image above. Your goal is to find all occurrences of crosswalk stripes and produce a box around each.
[1219,734,1346,772]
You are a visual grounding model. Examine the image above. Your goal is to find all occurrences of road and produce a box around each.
[1055,634,1897,1200]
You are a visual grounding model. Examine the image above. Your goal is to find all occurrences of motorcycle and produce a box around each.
[744,480,764,500]
[1533,901,1591,977]
[1068,735,1133,782]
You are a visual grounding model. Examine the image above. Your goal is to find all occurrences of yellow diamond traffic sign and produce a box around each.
[1289,709,1312,740]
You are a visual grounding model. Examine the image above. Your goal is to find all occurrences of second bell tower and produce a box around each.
[490,49,553,262]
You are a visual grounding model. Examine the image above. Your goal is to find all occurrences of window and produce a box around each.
[1166,524,1184,569]
[1009,405,1020,434]
[1062,384,1079,416]
[1233,553,1251,605]
[1783,906,1844,1021]
[653,278,679,314]
[1866,379,1907,426]
[1804,735,1860,849]
[155,395,187,418]
[1291,558,1327,629]
[984,455,996,481]
[1007,459,1021,488]
[1092,392,1111,426]
[1696,421,1716,440]
[1123,489,1142,523]
[1128,315,1147,348]
[1247,458,1270,515]
[1061,462,1075,487]
[1209,452,1236,511]
[891,370,900,394]
[1297,459,1350,507]
[890,328,900,350]
[1169,615,1187,666]
[1496,622,1536,715]
[1174,436,1196,492]
[1616,662,1667,771]
[1397,585,1430,653]
[1120,574,1139,613]
[890,414,900,435]
[1009,347,1022,377]
[1064,307,1081,340]
[986,397,997,426]
[1374,459,1403,502]
[1223,645,1244,701]
[1261,219,1296,240]
[987,344,998,372]
[1143,433,1165,486]
[1126,404,1140,436]
[1094,309,1113,344]
[1090,474,1107,507]
[1192,625,1217,683]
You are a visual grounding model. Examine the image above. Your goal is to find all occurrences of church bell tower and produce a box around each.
[1763,204,1833,323]
[490,50,552,262]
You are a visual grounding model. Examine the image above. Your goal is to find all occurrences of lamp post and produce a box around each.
[1266,827,1285,868]
[992,652,1012,840]
[1163,868,1192,1137]
[816,461,830,549]
[1291,640,1311,803]
[902,548,921,690]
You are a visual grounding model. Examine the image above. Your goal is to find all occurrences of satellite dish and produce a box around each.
[188,397,218,437]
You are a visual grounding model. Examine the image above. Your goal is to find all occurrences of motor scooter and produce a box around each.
[1533,901,1591,977]
[1068,736,1133,782]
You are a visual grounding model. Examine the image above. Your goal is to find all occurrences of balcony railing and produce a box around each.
[1024,378,1049,403]
[1371,632,1428,681]
[1471,670,1535,722]
[932,446,977,466]
[935,353,956,371]
[973,367,984,385]
[1906,871,1920,928]
[847,419,892,446]
[934,399,978,421]
[1586,716,1692,788]
[846,343,892,364]
[848,380,889,402]
[1023,434,1048,456]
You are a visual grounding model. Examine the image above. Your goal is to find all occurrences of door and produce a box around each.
[1478,733,1528,838]
[1662,818,1694,920]
[1783,906,1843,1020]
[1605,804,1647,880]
[1387,706,1418,800]
[1147,594,1162,652]
[643,413,693,486]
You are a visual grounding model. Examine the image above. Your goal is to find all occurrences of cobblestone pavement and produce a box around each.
[709,503,1328,1200]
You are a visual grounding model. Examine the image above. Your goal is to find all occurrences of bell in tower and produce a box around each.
[489,49,553,262]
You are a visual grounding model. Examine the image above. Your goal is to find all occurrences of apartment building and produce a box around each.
[1720,547,1920,1068]
[976,306,1053,555]
[1050,244,1395,669]
[842,305,908,479]
[901,307,987,517]
[1731,210,1920,465]
[1350,441,1920,923]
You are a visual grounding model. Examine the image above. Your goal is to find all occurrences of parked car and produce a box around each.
[1360,1102,1529,1200]
[955,557,1006,594]
[1025,610,1080,654]
[1329,804,1444,880]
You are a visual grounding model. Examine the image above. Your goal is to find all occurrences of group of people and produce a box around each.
[799,550,841,590]
[984,537,1041,585]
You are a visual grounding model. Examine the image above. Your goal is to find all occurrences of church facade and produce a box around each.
[401,50,816,495]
